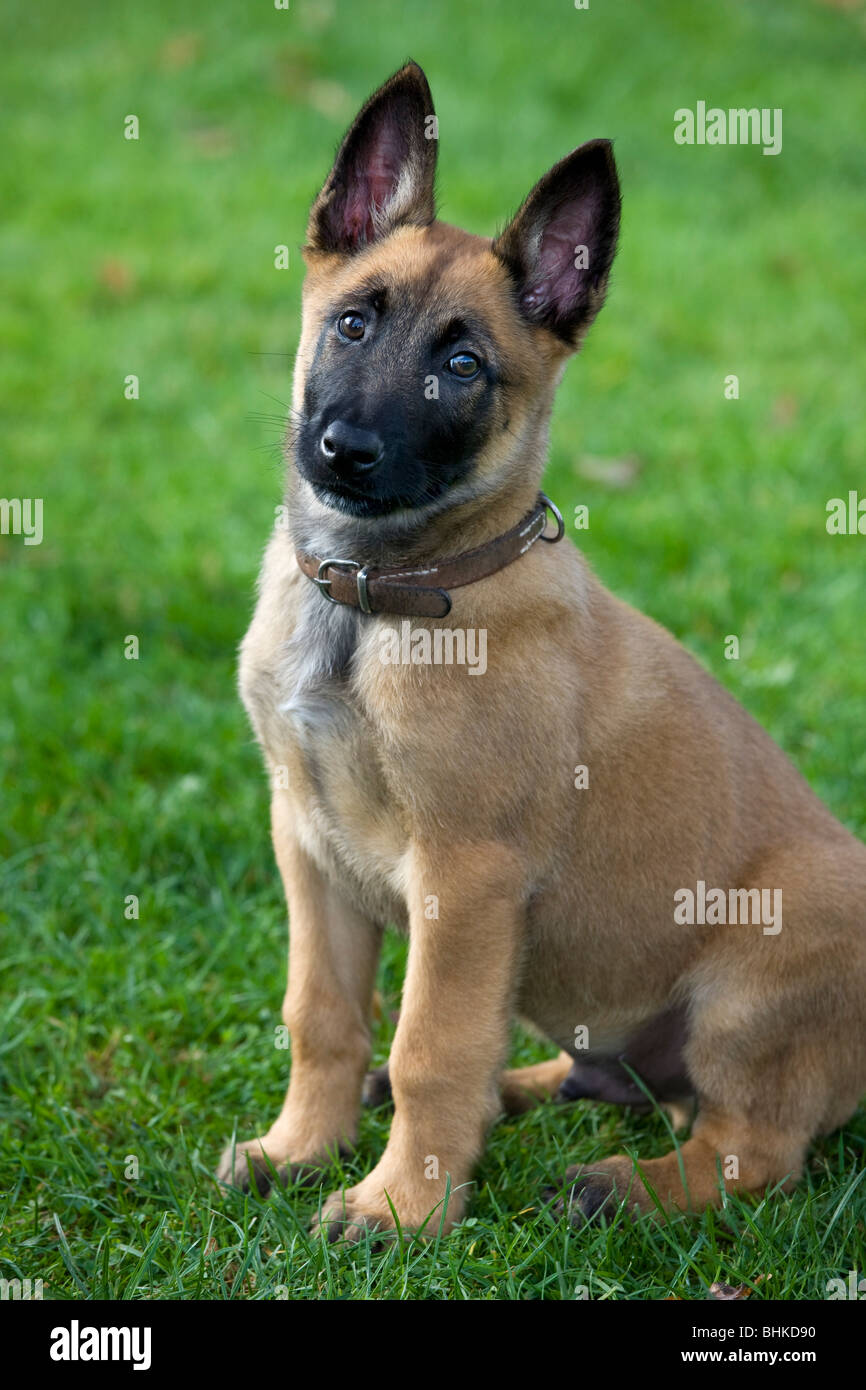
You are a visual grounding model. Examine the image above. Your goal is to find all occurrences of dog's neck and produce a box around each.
[280,472,547,700]
[288,475,541,570]
[279,407,555,695]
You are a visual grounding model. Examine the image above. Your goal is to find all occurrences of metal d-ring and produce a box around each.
[538,492,565,542]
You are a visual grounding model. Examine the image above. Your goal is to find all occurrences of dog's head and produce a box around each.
[292,61,620,526]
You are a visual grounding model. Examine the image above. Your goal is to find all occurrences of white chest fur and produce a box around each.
[240,561,409,921]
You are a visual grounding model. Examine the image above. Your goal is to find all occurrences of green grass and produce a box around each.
[2,0,865,1300]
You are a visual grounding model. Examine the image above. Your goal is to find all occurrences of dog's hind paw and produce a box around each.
[549,1157,637,1227]
[361,1063,393,1109]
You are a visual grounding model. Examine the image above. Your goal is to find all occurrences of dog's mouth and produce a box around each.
[303,474,417,518]
[297,451,453,519]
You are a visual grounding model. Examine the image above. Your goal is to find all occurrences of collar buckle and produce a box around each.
[312,557,372,613]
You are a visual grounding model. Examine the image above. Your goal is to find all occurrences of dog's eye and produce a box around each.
[337,312,366,341]
[446,352,481,379]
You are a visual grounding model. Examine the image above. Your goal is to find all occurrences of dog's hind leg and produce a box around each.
[500,1053,574,1114]
[557,1110,809,1224]
[554,837,866,1223]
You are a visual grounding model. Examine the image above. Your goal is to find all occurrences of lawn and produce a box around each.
[1,0,865,1300]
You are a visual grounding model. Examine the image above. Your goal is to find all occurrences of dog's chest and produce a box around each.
[243,591,409,912]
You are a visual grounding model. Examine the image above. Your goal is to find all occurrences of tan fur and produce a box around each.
[217,143,866,1238]
[501,1054,575,1114]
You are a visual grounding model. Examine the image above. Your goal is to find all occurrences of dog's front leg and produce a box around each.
[217,791,382,1195]
[314,841,523,1241]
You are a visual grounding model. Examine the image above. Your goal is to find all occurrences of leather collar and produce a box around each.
[295,492,564,618]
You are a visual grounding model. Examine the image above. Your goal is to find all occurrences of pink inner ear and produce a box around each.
[342,118,408,247]
[522,195,600,321]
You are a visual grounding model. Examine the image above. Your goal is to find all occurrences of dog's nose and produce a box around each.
[319,421,383,478]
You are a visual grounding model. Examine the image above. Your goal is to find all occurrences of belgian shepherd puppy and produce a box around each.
[217,62,866,1238]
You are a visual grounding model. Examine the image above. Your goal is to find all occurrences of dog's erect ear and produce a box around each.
[493,139,621,346]
[305,61,437,255]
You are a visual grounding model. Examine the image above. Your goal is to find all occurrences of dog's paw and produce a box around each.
[216,1138,279,1196]
[311,1185,389,1245]
[549,1157,637,1227]
[361,1063,393,1109]
[311,1167,459,1244]
[215,1137,327,1197]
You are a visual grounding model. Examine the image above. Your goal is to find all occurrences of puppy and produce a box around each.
[218,62,866,1237]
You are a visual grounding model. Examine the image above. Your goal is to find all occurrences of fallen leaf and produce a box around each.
[188,127,235,157]
[576,453,641,489]
[161,33,203,70]
[98,259,135,297]
[772,393,799,427]
[307,79,353,120]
